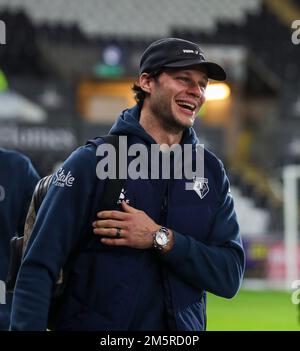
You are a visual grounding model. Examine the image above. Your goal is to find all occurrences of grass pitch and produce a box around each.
[206,290,300,331]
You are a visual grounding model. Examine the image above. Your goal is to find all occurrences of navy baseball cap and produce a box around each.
[139,38,226,81]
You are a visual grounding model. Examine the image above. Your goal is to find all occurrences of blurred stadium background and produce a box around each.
[0,0,299,330]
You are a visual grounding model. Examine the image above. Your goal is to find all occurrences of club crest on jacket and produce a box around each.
[193,177,209,199]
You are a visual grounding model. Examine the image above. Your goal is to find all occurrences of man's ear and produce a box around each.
[139,73,153,94]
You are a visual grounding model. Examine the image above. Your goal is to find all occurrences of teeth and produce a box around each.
[176,100,196,110]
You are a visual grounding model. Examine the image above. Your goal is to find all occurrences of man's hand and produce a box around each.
[92,201,161,249]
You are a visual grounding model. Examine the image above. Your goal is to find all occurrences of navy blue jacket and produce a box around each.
[10,105,245,331]
[0,148,39,330]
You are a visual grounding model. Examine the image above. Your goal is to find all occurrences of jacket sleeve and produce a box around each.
[10,145,99,330]
[160,161,245,298]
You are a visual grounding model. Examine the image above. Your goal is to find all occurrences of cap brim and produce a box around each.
[164,59,226,81]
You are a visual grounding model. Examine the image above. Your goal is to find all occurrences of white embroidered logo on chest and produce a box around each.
[193,177,209,199]
[117,188,130,204]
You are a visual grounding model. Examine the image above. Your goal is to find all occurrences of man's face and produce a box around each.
[147,68,208,132]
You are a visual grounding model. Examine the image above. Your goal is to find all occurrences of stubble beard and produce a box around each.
[149,93,190,135]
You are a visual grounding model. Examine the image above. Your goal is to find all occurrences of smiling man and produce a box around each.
[139,67,207,136]
[11,38,245,331]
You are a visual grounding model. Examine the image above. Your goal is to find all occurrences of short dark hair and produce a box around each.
[131,70,162,106]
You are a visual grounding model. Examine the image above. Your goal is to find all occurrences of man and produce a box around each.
[0,148,40,330]
[11,38,245,331]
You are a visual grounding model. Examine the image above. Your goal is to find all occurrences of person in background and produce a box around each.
[0,148,40,330]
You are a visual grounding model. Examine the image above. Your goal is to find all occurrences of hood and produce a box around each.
[109,104,199,146]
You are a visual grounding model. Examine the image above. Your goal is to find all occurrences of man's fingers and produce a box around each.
[93,227,117,236]
[121,200,140,213]
[93,227,128,237]
[92,219,126,229]
[100,238,128,246]
[96,210,128,220]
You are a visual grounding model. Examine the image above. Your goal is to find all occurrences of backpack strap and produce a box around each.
[86,135,124,210]
[6,175,54,293]
[24,175,54,255]
[33,175,54,212]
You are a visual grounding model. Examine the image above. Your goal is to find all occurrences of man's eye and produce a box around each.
[177,77,189,82]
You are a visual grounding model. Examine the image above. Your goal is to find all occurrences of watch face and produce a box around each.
[156,231,168,246]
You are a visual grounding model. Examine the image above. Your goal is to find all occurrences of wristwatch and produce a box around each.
[153,227,170,250]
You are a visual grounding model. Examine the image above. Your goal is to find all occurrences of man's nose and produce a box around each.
[187,84,202,99]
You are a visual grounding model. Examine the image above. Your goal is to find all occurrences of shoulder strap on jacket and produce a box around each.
[86,134,124,211]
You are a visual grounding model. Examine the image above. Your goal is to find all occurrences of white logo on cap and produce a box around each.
[182,49,202,56]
